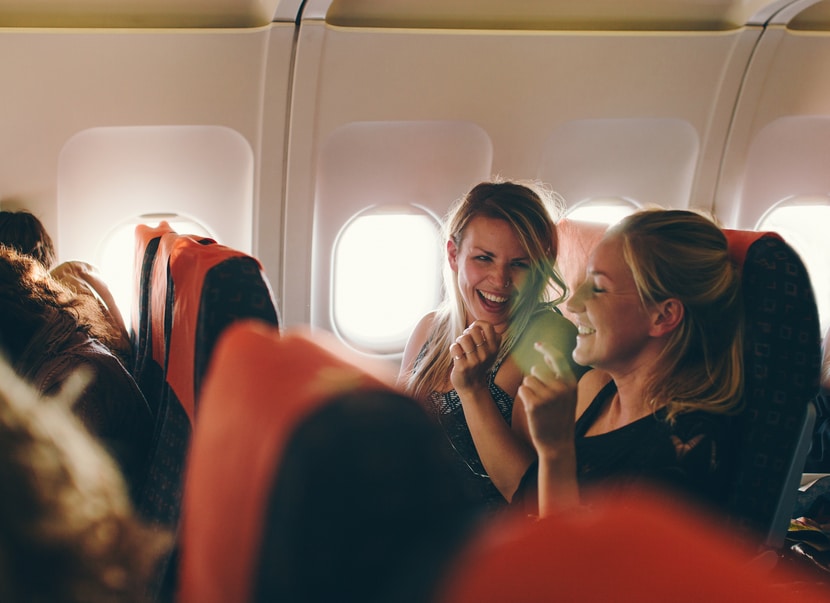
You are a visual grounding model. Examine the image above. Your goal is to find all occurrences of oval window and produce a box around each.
[566,197,638,225]
[333,207,442,355]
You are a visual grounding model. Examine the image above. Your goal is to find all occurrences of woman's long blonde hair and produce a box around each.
[405,179,567,401]
[613,209,744,420]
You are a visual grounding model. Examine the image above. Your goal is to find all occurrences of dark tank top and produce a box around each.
[575,381,732,508]
[423,357,512,512]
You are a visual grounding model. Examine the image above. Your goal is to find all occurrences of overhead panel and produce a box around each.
[0,0,291,28]
[787,0,830,29]
[324,0,795,30]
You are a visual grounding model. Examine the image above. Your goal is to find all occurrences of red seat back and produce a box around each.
[435,491,826,603]
[178,322,399,603]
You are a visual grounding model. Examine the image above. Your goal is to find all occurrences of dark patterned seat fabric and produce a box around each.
[724,230,822,549]
[166,240,279,421]
[194,256,280,409]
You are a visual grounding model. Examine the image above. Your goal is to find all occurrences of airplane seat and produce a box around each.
[132,221,176,340]
[177,321,477,603]
[139,238,279,601]
[132,223,177,415]
[823,329,830,395]
[553,218,608,324]
[804,327,830,472]
[193,255,280,406]
[432,490,828,603]
[132,232,215,602]
[723,229,822,550]
[166,242,280,422]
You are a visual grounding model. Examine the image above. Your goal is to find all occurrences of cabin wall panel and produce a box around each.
[0,26,284,263]
[283,21,758,329]
[717,27,830,227]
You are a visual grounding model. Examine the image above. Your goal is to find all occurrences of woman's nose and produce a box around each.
[493,265,512,288]
[566,278,589,313]
[498,268,513,289]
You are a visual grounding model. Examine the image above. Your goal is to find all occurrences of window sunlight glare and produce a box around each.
[334,212,441,354]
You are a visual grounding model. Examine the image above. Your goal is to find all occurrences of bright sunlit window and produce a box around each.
[566,197,638,225]
[757,197,830,337]
[96,213,214,331]
[333,208,442,355]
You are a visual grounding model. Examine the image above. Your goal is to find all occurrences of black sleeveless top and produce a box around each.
[515,380,734,514]
[575,381,733,509]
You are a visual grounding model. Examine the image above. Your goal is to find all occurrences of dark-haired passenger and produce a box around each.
[0,246,152,501]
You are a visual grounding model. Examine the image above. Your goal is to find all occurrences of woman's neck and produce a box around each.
[588,368,662,435]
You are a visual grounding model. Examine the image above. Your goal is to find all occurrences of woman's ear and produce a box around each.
[649,298,684,337]
[447,239,459,272]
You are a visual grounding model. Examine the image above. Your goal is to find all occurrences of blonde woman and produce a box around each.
[519,209,743,516]
[400,180,583,511]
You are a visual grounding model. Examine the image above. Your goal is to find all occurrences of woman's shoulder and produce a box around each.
[576,369,613,417]
[408,311,439,348]
[414,310,439,330]
[399,311,440,382]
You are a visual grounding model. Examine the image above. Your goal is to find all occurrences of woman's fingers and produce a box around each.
[533,341,577,386]
[452,321,499,360]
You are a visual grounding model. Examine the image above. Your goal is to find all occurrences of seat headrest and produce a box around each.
[722,229,782,270]
[177,321,398,603]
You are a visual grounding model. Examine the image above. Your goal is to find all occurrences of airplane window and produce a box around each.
[757,199,830,337]
[565,198,637,225]
[333,208,442,355]
[96,213,214,331]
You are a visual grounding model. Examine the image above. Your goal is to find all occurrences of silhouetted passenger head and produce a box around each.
[254,388,479,603]
[0,210,56,269]
[0,246,119,367]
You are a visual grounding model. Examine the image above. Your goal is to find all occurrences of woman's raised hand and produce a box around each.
[449,321,500,393]
[518,341,578,455]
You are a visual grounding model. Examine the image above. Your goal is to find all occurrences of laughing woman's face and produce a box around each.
[448,216,529,333]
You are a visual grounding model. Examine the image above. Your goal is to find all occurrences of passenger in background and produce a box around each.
[517,209,743,516]
[399,180,584,512]
[0,246,153,502]
[0,354,168,603]
[0,209,132,368]
[0,208,57,267]
[51,259,133,368]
